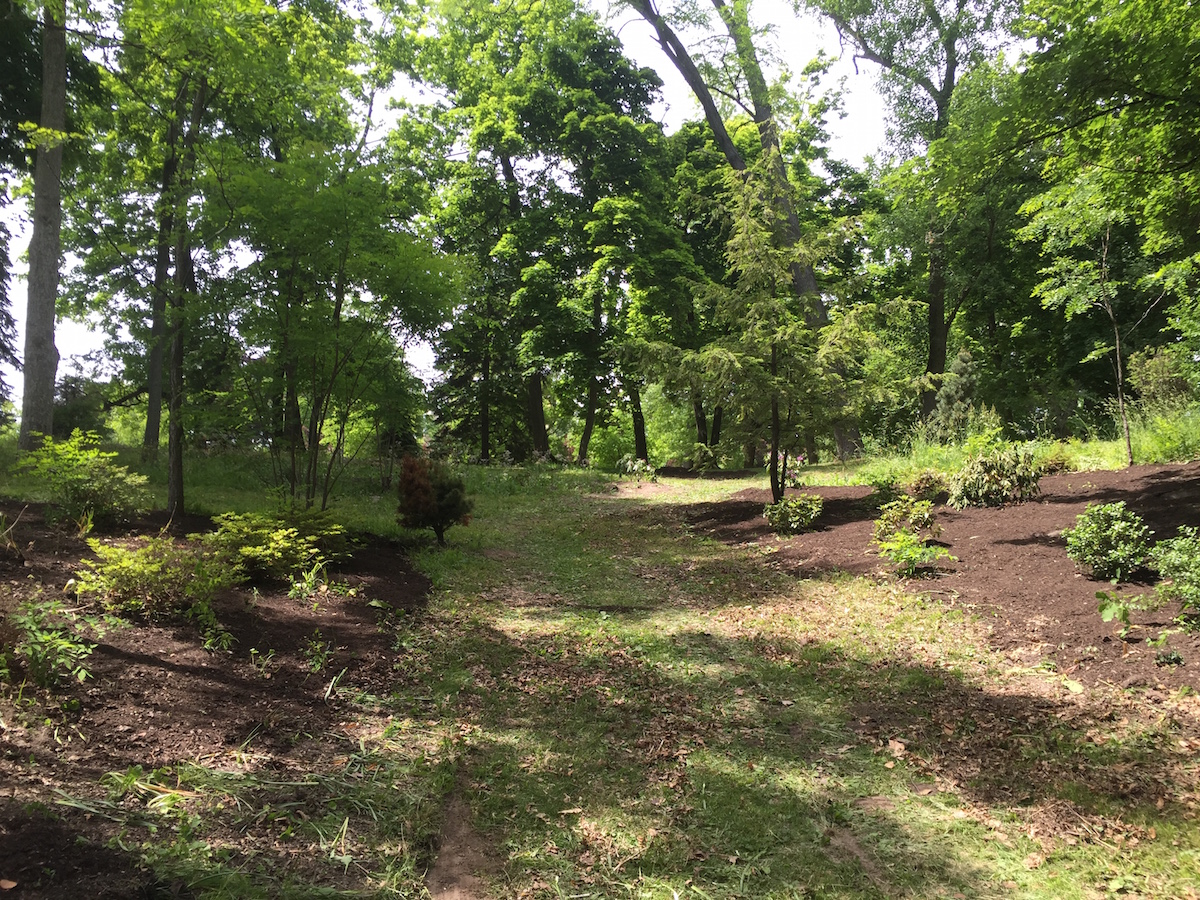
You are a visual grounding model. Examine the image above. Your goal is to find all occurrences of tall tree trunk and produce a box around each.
[525,372,550,456]
[479,337,491,463]
[768,344,783,502]
[166,79,208,519]
[626,379,648,462]
[692,396,708,446]
[577,377,600,466]
[143,79,190,459]
[921,230,950,418]
[19,0,66,449]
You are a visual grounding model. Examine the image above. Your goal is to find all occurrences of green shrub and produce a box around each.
[74,536,238,650]
[948,444,1043,508]
[13,430,150,527]
[764,494,824,534]
[1151,526,1200,610]
[201,510,347,582]
[873,497,940,542]
[2,598,101,688]
[873,497,953,577]
[875,529,955,578]
[1064,502,1152,581]
[905,470,949,502]
[398,455,473,545]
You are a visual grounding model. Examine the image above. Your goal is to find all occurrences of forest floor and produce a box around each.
[1,461,1199,898]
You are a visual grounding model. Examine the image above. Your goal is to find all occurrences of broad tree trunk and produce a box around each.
[19,0,66,449]
[626,379,648,462]
[921,231,950,418]
[709,404,723,447]
[525,372,550,456]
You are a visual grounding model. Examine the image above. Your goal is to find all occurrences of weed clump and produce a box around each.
[764,494,823,534]
[13,430,150,527]
[1065,501,1152,581]
[948,444,1042,508]
[397,455,473,545]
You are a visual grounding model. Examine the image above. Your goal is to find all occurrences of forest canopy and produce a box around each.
[2,0,1197,506]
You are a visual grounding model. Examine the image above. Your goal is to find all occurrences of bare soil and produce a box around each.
[680,461,1200,692]
[2,460,1199,897]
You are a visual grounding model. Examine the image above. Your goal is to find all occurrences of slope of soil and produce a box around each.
[0,502,429,899]
[681,461,1200,692]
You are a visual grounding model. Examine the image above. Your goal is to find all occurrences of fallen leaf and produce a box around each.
[887,739,906,757]
[1024,853,1045,869]
[910,782,936,796]
[884,760,895,769]
[1063,679,1084,694]
[0,880,16,891]
[559,807,583,815]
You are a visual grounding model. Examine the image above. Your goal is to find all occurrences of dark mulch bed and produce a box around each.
[0,501,429,899]
[680,461,1200,692]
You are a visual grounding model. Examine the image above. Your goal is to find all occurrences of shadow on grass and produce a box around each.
[404,603,1190,898]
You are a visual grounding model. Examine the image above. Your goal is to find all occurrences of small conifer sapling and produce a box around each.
[397,455,473,545]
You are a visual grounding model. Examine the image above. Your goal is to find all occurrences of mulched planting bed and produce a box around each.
[682,461,1200,692]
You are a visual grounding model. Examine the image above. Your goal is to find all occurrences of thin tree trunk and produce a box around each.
[19,0,66,449]
[692,396,708,446]
[480,330,491,463]
[921,230,949,418]
[166,79,208,519]
[577,377,600,466]
[143,79,190,459]
[709,404,723,447]
[768,344,783,502]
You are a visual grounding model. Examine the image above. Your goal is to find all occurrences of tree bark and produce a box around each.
[19,0,66,449]
[143,78,190,459]
[624,377,649,462]
[577,377,600,465]
[525,372,550,456]
[692,395,708,445]
[166,79,208,520]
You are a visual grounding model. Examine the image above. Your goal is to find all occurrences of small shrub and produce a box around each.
[13,430,150,527]
[2,599,99,688]
[398,455,473,545]
[74,536,238,649]
[948,444,1043,508]
[876,529,954,577]
[764,494,824,534]
[867,474,902,506]
[873,497,940,543]
[1064,502,1152,581]
[904,470,949,503]
[617,455,657,482]
[201,510,347,582]
[873,497,953,577]
[1151,526,1200,611]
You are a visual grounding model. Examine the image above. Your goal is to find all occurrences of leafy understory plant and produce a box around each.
[200,511,348,582]
[873,497,954,577]
[1,598,103,688]
[1065,501,1152,581]
[763,494,823,535]
[1150,525,1200,612]
[617,455,657,482]
[13,430,150,527]
[73,535,238,650]
[948,444,1043,508]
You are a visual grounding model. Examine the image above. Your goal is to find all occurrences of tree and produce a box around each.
[801,0,1021,416]
[19,0,66,448]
